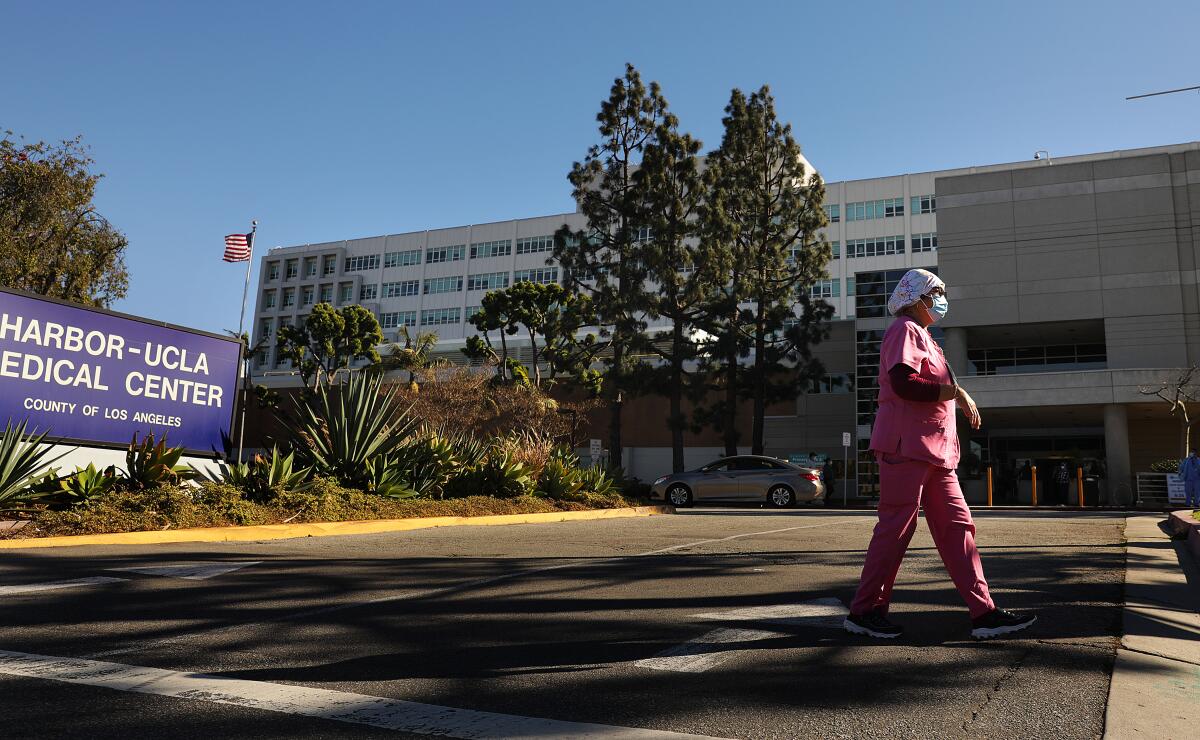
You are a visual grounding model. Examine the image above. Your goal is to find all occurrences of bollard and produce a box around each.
[1077,466,1085,507]
[987,466,994,507]
[1031,465,1038,507]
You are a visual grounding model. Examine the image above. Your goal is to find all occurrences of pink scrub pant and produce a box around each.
[850,454,995,619]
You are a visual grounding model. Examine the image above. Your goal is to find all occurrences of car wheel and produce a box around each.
[767,485,795,508]
[666,484,693,508]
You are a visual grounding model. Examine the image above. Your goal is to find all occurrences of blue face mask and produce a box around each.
[928,294,949,322]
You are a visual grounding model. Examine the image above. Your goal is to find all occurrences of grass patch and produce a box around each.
[0,478,642,540]
[1193,510,1200,522]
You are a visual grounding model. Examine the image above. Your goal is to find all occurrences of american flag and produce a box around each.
[223,232,253,262]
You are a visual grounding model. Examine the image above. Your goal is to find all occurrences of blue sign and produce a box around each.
[0,288,241,455]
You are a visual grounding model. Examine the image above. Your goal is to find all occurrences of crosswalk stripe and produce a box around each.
[0,650,729,739]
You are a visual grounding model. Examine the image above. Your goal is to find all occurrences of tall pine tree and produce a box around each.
[554,64,666,472]
[635,111,720,472]
[702,86,831,455]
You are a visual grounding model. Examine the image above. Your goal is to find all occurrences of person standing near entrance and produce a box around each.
[844,268,1036,640]
[1177,450,1200,508]
[1053,461,1071,505]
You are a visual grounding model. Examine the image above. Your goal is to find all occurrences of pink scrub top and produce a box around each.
[868,315,961,469]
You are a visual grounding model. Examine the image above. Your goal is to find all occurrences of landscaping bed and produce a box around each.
[0,479,640,540]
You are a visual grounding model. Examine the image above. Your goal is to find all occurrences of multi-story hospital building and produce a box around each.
[250,141,1200,505]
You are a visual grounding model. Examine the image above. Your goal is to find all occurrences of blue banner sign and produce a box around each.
[0,289,241,455]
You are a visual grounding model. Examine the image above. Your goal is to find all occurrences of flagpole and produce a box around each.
[235,220,257,463]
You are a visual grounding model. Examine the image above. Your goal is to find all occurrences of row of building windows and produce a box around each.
[470,240,511,259]
[380,311,418,329]
[467,272,509,291]
[517,235,554,254]
[384,250,421,268]
[382,280,420,298]
[847,198,904,221]
[345,255,380,272]
[262,269,561,310]
[966,344,1106,376]
[847,235,905,258]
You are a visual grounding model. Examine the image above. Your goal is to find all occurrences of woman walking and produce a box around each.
[843,269,1036,640]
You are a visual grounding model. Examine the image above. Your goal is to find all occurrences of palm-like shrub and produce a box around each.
[124,434,197,490]
[445,447,533,500]
[578,465,618,497]
[58,464,120,503]
[291,372,415,490]
[0,420,73,513]
[197,446,312,502]
[537,457,585,500]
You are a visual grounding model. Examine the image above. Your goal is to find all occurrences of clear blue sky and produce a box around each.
[4,0,1198,334]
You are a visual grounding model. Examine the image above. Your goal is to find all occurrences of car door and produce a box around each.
[694,460,740,501]
[731,458,781,500]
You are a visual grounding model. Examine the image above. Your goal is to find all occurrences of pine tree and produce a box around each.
[635,110,719,472]
[554,64,667,472]
[702,86,832,455]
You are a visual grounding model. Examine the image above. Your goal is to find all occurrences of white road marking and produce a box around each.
[692,597,848,628]
[636,628,784,673]
[87,517,867,660]
[106,561,261,581]
[0,577,127,595]
[0,650,728,739]
[637,598,849,673]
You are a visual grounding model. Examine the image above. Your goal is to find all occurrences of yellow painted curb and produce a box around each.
[0,505,674,550]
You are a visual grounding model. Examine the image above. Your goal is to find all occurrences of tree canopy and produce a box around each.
[0,132,129,307]
[276,303,384,388]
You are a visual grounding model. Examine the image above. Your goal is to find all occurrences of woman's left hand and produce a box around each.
[956,386,982,430]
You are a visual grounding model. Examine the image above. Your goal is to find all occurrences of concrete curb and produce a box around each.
[1103,515,1200,739]
[0,505,674,550]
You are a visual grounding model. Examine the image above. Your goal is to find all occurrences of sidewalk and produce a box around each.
[1104,514,1200,739]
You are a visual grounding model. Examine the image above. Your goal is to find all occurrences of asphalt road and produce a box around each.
[0,508,1126,739]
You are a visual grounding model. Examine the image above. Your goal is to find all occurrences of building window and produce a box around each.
[516,235,554,255]
[322,255,337,276]
[259,318,273,340]
[379,311,417,329]
[810,279,840,299]
[359,284,378,301]
[911,194,936,214]
[465,305,482,321]
[381,280,420,298]
[345,255,380,272]
[830,241,840,259]
[912,232,938,253]
[635,226,654,242]
[338,283,353,304]
[824,204,840,223]
[282,288,295,308]
[319,284,333,303]
[384,249,421,268]
[854,268,934,319]
[808,373,853,394]
[846,198,905,221]
[424,276,464,294]
[301,286,314,306]
[426,244,465,264]
[513,268,558,285]
[470,239,512,259]
[267,262,280,281]
[846,277,856,296]
[421,307,462,326]
[304,257,318,278]
[262,290,276,309]
[285,259,299,280]
[966,344,1107,376]
[467,272,510,291]
[847,235,905,258]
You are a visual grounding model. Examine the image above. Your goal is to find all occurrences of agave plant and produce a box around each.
[291,372,416,489]
[123,433,198,490]
[364,455,420,499]
[0,420,73,513]
[578,465,617,497]
[536,457,585,500]
[198,446,312,502]
[57,463,120,503]
[445,447,533,500]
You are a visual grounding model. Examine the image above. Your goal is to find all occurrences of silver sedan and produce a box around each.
[650,455,826,508]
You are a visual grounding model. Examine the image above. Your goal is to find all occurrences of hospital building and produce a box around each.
[249,141,1200,506]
